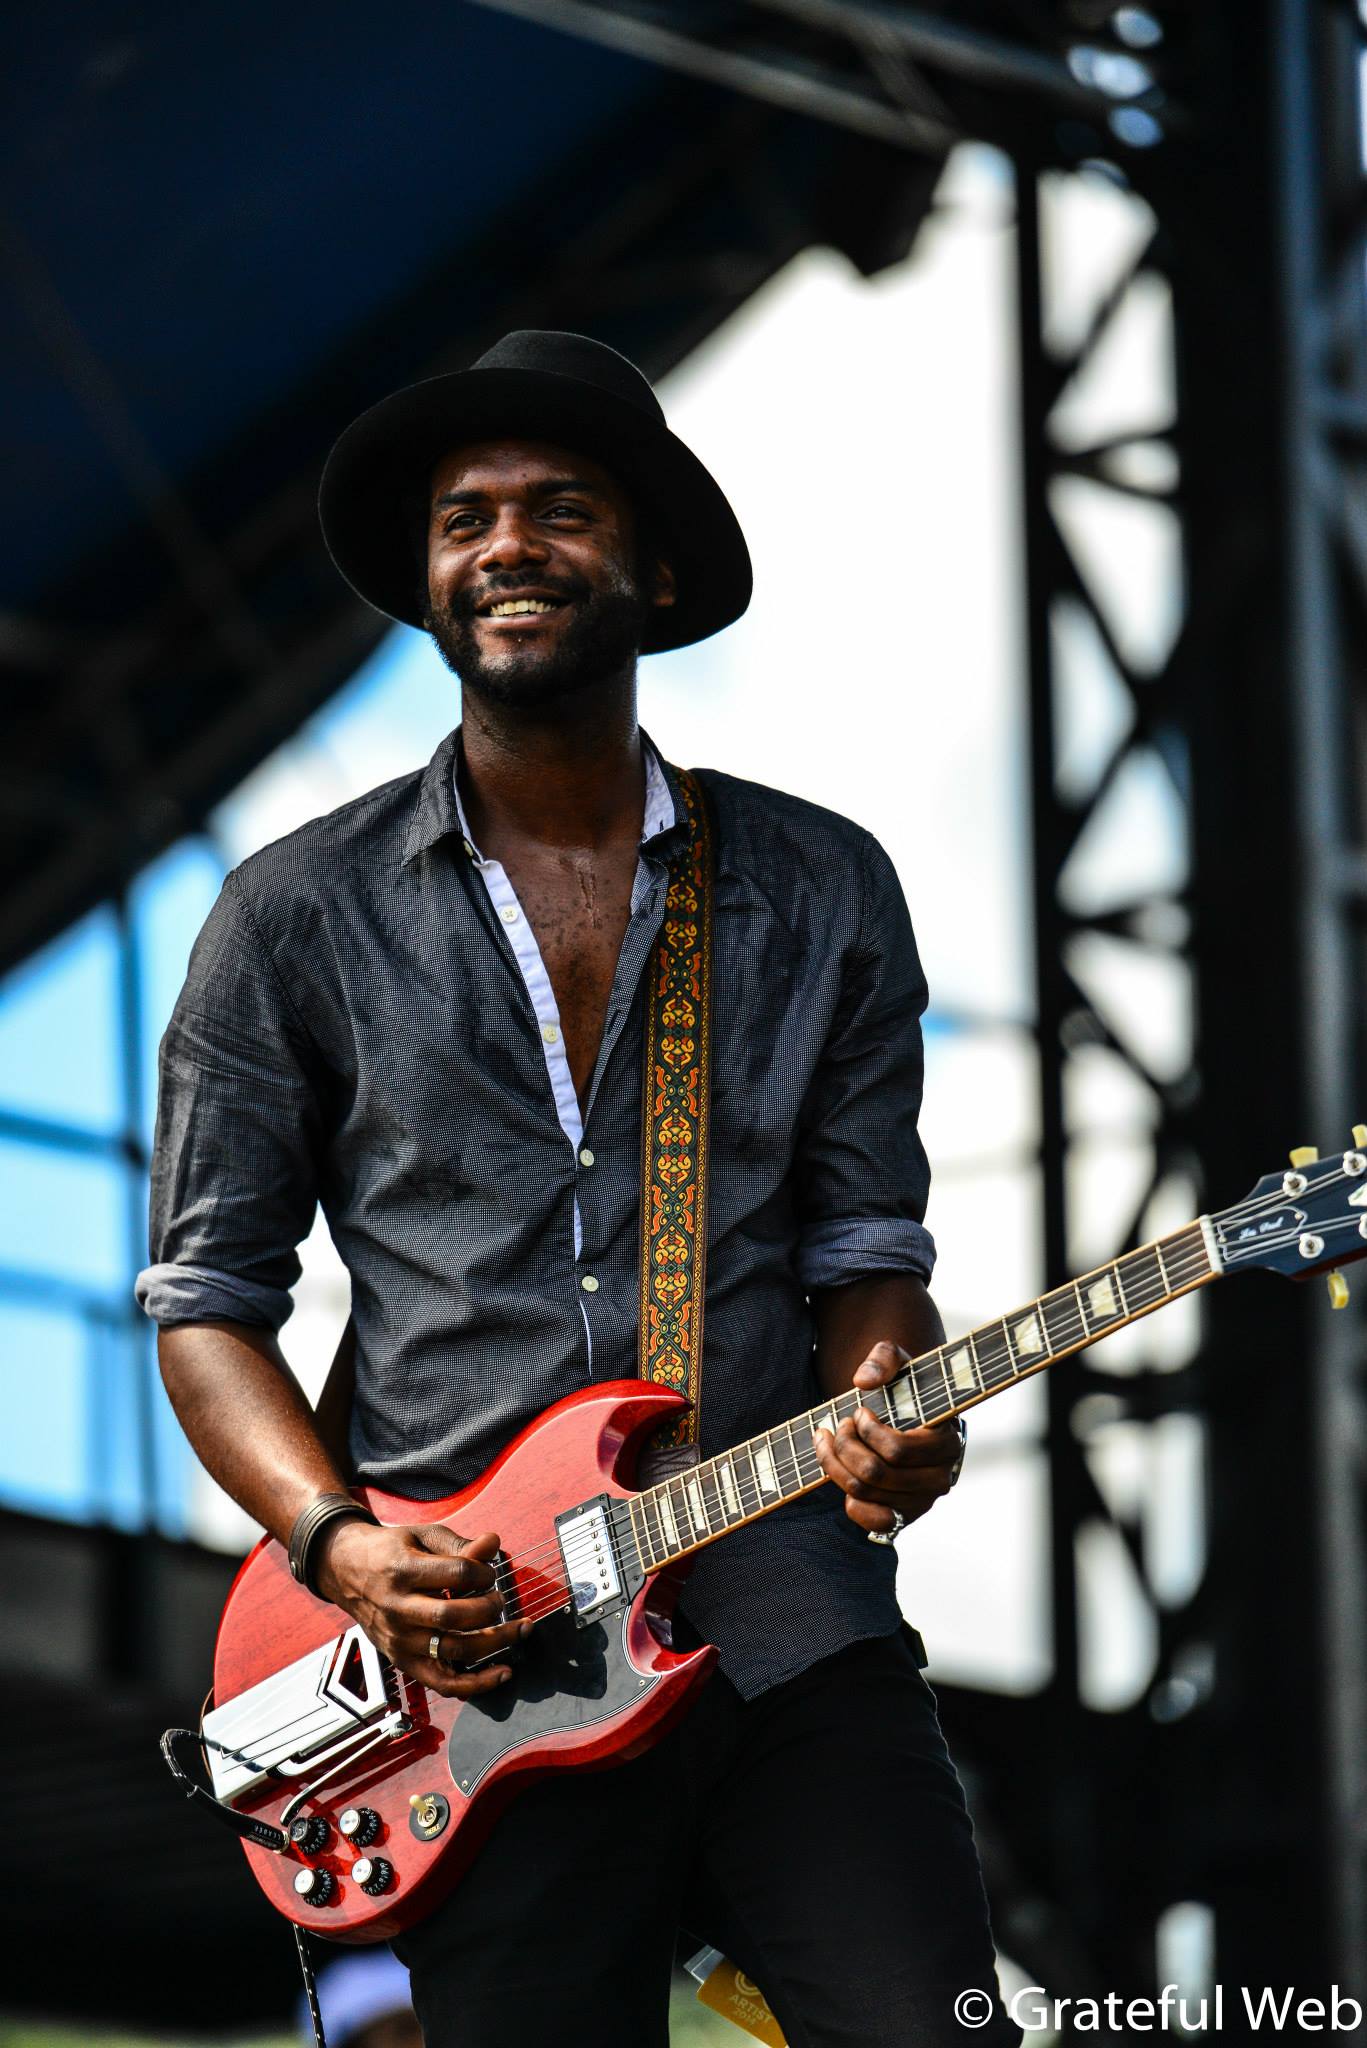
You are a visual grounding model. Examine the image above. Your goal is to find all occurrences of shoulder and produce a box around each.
[690,764,876,870]
[230,764,426,919]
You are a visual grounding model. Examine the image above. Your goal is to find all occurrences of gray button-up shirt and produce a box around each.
[137,728,936,1697]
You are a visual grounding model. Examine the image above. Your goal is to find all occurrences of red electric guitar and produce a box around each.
[201,1134,1367,1942]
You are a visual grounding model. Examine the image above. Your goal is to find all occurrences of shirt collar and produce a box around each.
[402,725,688,868]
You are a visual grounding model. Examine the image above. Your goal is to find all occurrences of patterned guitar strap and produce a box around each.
[638,767,714,1480]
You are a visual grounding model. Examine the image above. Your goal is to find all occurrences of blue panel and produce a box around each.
[0,1301,90,1518]
[0,907,123,1133]
[3,0,658,602]
[0,1138,127,1291]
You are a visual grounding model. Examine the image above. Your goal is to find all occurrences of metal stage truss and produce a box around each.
[474,0,1367,2009]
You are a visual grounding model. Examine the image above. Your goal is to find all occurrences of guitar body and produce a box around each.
[211,1381,716,1943]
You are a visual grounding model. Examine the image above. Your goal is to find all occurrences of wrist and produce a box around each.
[287,1491,377,1599]
[311,1513,379,1605]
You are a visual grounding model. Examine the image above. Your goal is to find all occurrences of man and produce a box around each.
[139,330,1018,2046]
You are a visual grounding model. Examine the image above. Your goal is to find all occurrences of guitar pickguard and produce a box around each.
[445,1606,654,1797]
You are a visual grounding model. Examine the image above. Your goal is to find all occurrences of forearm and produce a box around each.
[811,1272,945,1401]
[157,1319,349,1547]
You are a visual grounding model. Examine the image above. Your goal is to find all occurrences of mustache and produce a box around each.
[443,571,592,623]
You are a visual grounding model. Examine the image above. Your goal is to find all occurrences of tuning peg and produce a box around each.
[1327,1271,1351,1310]
[1289,1146,1319,1167]
[1353,1125,1367,1149]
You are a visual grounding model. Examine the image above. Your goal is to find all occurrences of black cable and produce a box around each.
[294,1924,328,2048]
[159,1727,290,1852]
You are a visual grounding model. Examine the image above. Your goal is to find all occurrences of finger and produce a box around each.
[817,1420,953,1506]
[415,1617,529,1668]
[841,1495,906,1536]
[394,1533,501,1594]
[852,1340,911,1390]
[427,1658,519,1701]
[850,1408,960,1469]
[400,1590,510,1636]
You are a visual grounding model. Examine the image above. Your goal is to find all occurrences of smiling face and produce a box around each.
[422,438,675,708]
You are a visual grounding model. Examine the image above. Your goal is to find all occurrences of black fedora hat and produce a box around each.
[318,329,752,654]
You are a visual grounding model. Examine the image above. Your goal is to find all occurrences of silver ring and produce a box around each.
[867,1510,907,1546]
[428,1632,442,1660]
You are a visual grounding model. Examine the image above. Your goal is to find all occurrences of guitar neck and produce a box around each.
[625,1217,1221,1575]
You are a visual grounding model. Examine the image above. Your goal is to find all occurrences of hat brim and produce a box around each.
[317,366,752,654]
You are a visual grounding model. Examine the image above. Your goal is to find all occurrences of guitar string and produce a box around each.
[478,1232,1217,1592]
[477,1238,1223,1630]
[477,1177,1360,1593]
[468,1233,1221,1604]
[439,1187,1358,1620]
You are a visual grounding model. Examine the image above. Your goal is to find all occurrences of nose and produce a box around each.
[477,507,551,574]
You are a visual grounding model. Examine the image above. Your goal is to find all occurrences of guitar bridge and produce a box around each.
[203,1625,392,1803]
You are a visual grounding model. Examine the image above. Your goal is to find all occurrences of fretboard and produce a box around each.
[625,1219,1219,1575]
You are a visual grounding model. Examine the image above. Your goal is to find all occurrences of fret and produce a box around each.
[944,1341,980,1399]
[698,1460,725,1532]
[1083,1268,1121,1327]
[1000,1319,1019,1375]
[913,1354,947,1420]
[716,1457,742,1522]
[1009,1307,1046,1362]
[634,1495,658,1570]
[685,1472,711,1538]
[1072,1280,1089,1339]
[780,1419,803,1492]
[1154,1238,1170,1293]
[730,1444,756,1517]
[1110,1260,1129,1316]
[664,1479,689,1549]
[1123,1244,1165,1310]
[754,1437,780,1498]
[886,1371,919,1428]
[625,1497,650,1572]
[935,1349,955,1406]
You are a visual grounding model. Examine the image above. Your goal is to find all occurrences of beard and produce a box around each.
[423,566,653,710]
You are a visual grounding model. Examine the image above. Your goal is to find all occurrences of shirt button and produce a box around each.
[580,1274,599,1293]
[501,905,519,924]
[542,1023,560,1045]
[579,1148,595,1167]
[462,839,475,858]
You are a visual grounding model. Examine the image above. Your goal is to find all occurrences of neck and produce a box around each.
[622,1218,1222,1576]
[458,673,643,850]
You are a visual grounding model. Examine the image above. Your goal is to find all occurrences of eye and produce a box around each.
[543,501,590,520]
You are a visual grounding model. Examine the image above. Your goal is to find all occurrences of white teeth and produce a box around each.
[487,598,556,616]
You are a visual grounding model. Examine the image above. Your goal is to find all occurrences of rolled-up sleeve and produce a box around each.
[134,870,322,1330]
[794,832,936,1290]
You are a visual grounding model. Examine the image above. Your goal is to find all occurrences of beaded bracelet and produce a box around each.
[287,1492,377,1598]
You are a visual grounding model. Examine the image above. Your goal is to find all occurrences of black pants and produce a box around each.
[392,1627,1021,2047]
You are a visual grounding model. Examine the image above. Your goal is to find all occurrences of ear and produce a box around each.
[649,557,677,611]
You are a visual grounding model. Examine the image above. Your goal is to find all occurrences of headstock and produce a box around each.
[1212,1127,1367,1302]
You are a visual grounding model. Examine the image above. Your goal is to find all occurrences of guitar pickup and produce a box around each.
[555,1498,625,1625]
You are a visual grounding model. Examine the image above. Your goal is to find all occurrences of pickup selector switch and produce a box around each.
[293,1866,336,1906]
[338,1805,380,1846]
[352,1856,393,1896]
[288,1815,331,1855]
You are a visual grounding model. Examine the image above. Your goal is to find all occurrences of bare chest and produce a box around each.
[496,845,640,1105]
